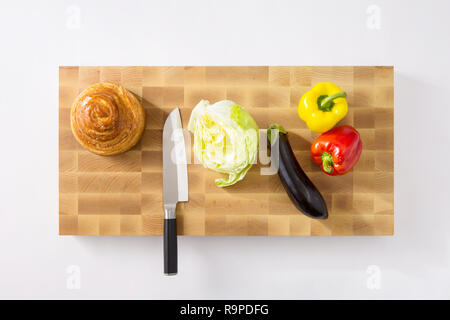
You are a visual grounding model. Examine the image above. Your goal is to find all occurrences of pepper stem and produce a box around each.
[318,91,347,111]
[321,152,334,174]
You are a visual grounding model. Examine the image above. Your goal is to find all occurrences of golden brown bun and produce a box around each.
[71,83,145,156]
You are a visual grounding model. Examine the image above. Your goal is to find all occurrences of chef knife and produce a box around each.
[162,108,188,275]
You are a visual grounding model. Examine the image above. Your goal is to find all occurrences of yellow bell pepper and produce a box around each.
[298,82,348,133]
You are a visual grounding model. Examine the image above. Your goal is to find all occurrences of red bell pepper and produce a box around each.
[311,125,362,176]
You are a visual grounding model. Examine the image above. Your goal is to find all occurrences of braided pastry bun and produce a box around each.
[71,83,145,156]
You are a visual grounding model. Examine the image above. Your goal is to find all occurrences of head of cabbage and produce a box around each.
[187,100,259,187]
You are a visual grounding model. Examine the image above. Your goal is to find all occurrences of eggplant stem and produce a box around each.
[267,124,287,145]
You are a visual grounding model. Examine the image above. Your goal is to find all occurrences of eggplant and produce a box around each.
[268,124,328,219]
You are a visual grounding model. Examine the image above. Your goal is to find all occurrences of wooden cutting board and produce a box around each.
[59,66,394,236]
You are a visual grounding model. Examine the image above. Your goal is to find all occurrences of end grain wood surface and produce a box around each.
[59,66,394,236]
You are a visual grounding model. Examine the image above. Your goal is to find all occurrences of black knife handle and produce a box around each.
[164,218,177,275]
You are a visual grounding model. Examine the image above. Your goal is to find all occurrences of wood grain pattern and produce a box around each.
[59,66,394,236]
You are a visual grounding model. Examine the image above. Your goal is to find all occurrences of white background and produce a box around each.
[0,0,449,299]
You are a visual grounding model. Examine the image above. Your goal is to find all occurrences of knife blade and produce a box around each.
[162,107,188,275]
